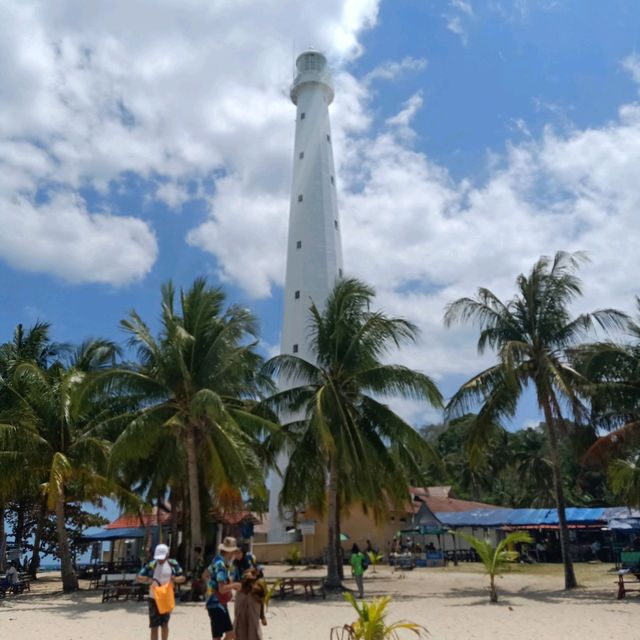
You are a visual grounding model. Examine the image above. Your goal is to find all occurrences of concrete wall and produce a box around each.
[253,542,301,564]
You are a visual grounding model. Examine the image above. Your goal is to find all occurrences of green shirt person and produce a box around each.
[350,544,366,598]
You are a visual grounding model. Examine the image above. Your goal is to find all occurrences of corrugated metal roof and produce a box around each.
[78,527,145,541]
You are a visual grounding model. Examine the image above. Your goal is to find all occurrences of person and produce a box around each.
[591,539,601,561]
[204,536,242,640]
[234,569,267,640]
[350,544,366,599]
[234,544,262,579]
[6,562,19,586]
[365,540,373,554]
[137,543,186,640]
[535,540,546,562]
[190,546,207,602]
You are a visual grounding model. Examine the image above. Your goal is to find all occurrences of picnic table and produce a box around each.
[616,569,640,600]
[278,577,326,600]
[100,573,146,603]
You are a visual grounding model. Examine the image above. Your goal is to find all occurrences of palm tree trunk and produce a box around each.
[169,489,179,558]
[185,425,202,569]
[489,574,498,603]
[0,501,5,573]
[55,496,78,592]
[325,457,341,589]
[541,398,577,590]
[335,489,344,581]
[29,496,48,578]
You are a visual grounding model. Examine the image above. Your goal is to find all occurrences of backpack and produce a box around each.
[362,553,370,571]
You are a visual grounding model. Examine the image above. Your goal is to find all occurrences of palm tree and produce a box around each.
[338,592,427,639]
[263,278,442,589]
[444,251,625,589]
[0,339,122,592]
[608,456,640,509]
[0,322,65,577]
[455,530,533,603]
[110,278,273,567]
[579,297,640,463]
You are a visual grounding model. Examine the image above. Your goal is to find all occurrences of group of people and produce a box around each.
[137,536,266,640]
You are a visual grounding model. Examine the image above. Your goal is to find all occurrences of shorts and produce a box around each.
[208,605,233,638]
[148,598,171,628]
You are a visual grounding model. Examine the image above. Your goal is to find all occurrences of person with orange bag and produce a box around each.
[137,544,186,640]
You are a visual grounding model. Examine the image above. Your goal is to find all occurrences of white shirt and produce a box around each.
[6,566,19,585]
[151,560,173,600]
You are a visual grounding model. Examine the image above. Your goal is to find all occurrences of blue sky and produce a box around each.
[2,0,640,439]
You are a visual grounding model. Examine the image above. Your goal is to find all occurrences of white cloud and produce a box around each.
[364,56,427,83]
[0,0,380,285]
[2,1,640,429]
[385,93,423,139]
[0,191,157,285]
[623,54,640,88]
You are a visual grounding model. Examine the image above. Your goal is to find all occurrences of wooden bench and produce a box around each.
[278,577,326,600]
[616,569,640,599]
[101,574,146,603]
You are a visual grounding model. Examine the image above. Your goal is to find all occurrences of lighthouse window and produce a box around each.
[339,268,343,277]
[299,151,304,159]
[334,220,338,229]
[330,176,334,185]
[300,112,306,120]
[326,134,331,142]
[298,194,303,202]
[296,241,302,249]
[293,344,299,353]
[295,290,300,299]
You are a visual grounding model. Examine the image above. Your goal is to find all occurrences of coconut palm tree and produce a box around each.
[0,339,123,592]
[110,278,274,567]
[263,278,442,589]
[455,530,533,603]
[444,251,626,590]
[339,592,427,639]
[577,297,640,465]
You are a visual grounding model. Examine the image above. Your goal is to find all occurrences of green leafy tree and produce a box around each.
[455,530,533,603]
[0,339,123,591]
[444,251,625,590]
[110,278,274,567]
[263,278,442,589]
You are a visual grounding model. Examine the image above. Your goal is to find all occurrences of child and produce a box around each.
[233,570,267,640]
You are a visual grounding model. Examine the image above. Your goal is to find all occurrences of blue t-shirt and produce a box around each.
[205,554,231,609]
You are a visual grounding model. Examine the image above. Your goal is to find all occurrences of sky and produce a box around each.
[2,0,640,434]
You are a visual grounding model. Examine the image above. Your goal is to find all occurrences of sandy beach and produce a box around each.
[0,564,635,639]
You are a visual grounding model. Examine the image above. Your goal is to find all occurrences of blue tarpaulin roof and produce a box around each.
[78,527,145,541]
[436,506,608,528]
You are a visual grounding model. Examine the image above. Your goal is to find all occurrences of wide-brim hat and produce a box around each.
[219,536,239,553]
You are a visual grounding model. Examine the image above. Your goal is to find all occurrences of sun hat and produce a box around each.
[154,543,170,560]
[219,536,239,553]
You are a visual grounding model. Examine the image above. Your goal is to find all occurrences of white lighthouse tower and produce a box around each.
[267,51,344,542]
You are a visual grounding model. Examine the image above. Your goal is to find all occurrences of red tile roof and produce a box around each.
[106,508,173,530]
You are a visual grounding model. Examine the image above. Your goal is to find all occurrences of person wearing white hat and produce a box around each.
[203,536,242,640]
[137,544,185,640]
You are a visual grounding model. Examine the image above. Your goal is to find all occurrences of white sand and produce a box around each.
[0,564,636,639]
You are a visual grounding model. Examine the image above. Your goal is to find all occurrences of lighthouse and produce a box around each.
[267,51,344,542]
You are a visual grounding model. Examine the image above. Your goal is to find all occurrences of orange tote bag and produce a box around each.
[154,582,175,614]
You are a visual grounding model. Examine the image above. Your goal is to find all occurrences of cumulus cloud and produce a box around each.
[3,0,640,429]
[0,191,157,285]
[0,0,380,285]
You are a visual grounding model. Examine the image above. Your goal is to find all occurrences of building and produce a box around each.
[267,50,344,542]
